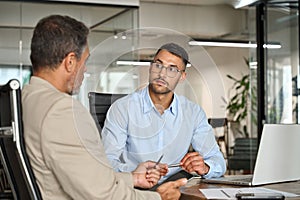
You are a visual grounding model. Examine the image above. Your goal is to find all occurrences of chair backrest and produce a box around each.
[227,137,258,173]
[0,79,42,200]
[231,138,258,156]
[208,118,228,128]
[88,92,126,130]
[208,118,229,158]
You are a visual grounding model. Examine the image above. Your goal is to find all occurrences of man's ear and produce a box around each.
[179,71,187,82]
[65,52,76,72]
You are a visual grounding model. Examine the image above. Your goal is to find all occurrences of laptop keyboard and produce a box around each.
[226,174,253,182]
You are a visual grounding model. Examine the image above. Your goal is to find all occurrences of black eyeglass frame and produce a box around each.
[150,61,185,78]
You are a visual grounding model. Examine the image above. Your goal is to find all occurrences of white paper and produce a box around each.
[199,187,299,199]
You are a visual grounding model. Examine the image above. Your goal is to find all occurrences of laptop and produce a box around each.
[201,124,300,186]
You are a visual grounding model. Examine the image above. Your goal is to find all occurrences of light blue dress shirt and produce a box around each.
[101,86,226,182]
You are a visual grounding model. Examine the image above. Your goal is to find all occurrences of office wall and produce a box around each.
[139,2,250,117]
[205,47,249,117]
[139,2,247,39]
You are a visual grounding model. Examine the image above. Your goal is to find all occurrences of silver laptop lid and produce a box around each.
[252,124,300,185]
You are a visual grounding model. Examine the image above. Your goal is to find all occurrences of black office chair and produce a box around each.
[227,137,258,174]
[88,92,126,131]
[208,118,228,158]
[0,79,42,200]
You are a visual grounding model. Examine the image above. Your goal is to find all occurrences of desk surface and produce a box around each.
[180,178,300,200]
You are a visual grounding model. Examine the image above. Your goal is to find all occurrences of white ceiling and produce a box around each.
[140,0,256,8]
[140,0,238,6]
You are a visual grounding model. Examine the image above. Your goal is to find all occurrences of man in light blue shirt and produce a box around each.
[101,43,226,183]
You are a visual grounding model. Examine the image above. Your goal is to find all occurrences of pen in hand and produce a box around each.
[168,163,181,168]
[154,154,164,169]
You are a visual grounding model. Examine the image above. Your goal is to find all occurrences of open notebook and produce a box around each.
[201,124,300,186]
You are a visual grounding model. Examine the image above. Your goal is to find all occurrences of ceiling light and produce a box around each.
[116,61,191,67]
[234,0,258,8]
[121,32,126,40]
[113,31,118,39]
[116,61,150,66]
[188,41,281,49]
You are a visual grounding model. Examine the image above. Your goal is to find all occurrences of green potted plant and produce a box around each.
[226,73,250,137]
[224,57,258,138]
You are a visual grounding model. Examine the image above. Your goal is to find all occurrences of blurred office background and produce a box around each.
[0,0,298,174]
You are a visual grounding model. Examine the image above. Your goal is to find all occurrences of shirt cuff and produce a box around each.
[201,161,214,178]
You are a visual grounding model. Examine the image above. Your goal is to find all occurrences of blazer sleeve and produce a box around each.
[41,97,161,200]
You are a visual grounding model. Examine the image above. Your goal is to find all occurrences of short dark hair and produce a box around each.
[155,43,189,67]
[30,15,89,72]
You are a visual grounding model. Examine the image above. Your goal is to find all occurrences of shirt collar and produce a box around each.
[142,85,178,116]
[169,94,178,115]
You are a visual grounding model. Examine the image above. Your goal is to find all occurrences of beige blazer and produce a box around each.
[22,77,160,200]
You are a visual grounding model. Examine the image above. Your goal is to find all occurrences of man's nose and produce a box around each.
[159,66,168,77]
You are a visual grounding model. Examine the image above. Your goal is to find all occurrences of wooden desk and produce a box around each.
[180,178,300,200]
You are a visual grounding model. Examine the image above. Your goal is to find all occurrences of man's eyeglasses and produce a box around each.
[150,62,185,78]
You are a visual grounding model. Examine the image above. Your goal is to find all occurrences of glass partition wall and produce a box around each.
[242,0,298,175]
[248,0,299,137]
[0,0,138,90]
[265,1,299,124]
[232,1,299,174]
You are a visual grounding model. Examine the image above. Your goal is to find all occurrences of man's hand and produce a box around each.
[180,152,210,175]
[156,178,187,200]
[132,161,168,188]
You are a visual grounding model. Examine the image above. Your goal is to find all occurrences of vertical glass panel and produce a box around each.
[248,7,258,138]
[0,1,27,86]
[79,8,138,107]
[0,1,138,106]
[265,2,299,124]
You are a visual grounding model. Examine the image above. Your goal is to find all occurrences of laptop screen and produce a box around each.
[252,124,300,185]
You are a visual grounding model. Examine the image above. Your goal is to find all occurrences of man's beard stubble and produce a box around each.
[149,81,172,95]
